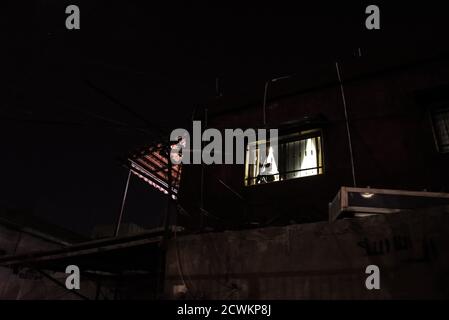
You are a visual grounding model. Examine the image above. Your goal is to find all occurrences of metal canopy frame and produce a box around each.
[0,227,182,300]
[126,142,182,198]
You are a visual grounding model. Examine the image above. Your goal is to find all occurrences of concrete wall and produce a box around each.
[165,207,449,299]
[0,224,99,300]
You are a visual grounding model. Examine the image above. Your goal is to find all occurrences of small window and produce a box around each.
[430,107,449,153]
[244,129,324,186]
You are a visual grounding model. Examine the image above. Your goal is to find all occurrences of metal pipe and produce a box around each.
[263,75,294,126]
[114,169,132,237]
[263,81,269,126]
[157,145,174,299]
[163,157,173,237]
[199,108,208,229]
[335,62,357,187]
[217,178,245,201]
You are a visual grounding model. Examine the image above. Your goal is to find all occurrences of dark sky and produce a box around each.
[4,2,449,236]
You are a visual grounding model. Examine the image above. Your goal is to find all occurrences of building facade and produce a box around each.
[178,53,449,230]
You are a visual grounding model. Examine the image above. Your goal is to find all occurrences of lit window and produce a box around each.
[244,129,324,186]
[431,107,449,153]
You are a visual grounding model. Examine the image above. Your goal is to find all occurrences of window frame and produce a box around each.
[429,104,449,154]
[243,127,325,187]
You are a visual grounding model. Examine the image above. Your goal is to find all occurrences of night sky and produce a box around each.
[4,2,449,236]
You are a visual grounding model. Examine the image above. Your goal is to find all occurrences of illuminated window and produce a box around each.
[431,107,449,153]
[244,129,324,186]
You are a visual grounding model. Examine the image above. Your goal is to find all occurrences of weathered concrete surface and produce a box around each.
[165,207,449,299]
[0,224,97,299]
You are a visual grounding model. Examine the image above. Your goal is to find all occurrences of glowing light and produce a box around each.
[299,138,318,177]
[361,192,374,199]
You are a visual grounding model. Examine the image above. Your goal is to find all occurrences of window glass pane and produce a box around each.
[298,137,317,177]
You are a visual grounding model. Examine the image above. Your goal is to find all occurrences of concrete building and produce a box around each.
[161,51,449,299]
[177,51,449,231]
[2,51,449,300]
